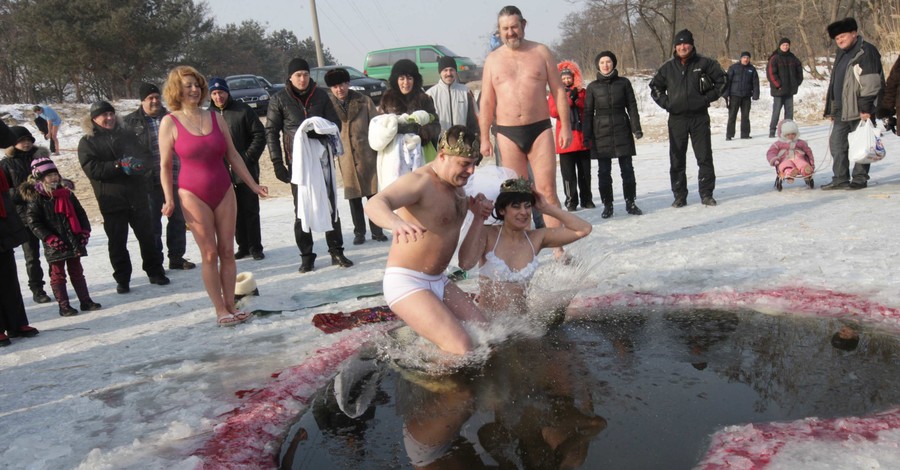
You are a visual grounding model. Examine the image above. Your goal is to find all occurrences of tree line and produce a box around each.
[553,0,900,77]
[0,0,335,104]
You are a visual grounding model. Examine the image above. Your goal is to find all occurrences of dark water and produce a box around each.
[279,309,900,469]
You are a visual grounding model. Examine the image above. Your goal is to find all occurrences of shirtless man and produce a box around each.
[479,5,572,250]
[366,126,492,355]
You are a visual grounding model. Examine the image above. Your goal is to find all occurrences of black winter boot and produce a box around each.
[330,250,354,268]
[625,200,643,215]
[298,254,316,273]
[601,204,614,219]
[72,276,101,311]
[32,289,52,304]
[51,284,78,317]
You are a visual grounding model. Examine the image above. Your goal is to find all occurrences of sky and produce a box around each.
[211,0,584,70]
[3,72,900,468]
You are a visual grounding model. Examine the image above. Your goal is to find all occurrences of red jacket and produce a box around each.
[549,60,589,154]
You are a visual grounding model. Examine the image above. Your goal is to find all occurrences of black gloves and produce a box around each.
[273,161,291,183]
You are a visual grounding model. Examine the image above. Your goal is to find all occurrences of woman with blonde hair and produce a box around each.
[158,65,268,326]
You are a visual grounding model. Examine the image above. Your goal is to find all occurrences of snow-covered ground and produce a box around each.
[2,73,900,469]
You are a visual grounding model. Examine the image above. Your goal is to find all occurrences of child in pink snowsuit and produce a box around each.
[766,119,815,190]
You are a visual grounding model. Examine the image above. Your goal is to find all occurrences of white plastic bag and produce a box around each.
[848,120,886,165]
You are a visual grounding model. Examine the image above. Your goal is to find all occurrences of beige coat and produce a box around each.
[330,90,380,199]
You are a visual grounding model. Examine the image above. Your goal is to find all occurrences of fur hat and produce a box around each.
[740,51,751,59]
[234,272,259,299]
[780,119,799,137]
[208,77,230,94]
[287,58,310,76]
[673,29,694,46]
[139,82,160,101]
[324,68,350,87]
[779,37,791,46]
[90,100,115,119]
[595,51,618,70]
[827,17,858,39]
[438,56,457,72]
[389,59,422,91]
[31,156,59,179]
[9,126,35,144]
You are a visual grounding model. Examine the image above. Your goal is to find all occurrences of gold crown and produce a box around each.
[438,129,479,158]
[500,177,533,194]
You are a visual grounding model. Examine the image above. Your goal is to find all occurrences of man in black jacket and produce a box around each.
[821,18,884,191]
[266,58,351,273]
[766,38,804,138]
[122,83,195,271]
[723,52,760,140]
[78,101,168,293]
[208,77,267,260]
[650,29,727,207]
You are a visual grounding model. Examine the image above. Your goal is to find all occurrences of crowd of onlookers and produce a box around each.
[2,6,899,346]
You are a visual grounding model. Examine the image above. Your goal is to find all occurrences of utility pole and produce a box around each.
[309,0,325,66]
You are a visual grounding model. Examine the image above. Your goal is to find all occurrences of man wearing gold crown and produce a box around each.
[366,126,492,355]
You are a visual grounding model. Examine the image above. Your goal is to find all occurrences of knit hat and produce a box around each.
[595,51,618,70]
[673,29,694,46]
[234,272,259,300]
[437,56,457,72]
[779,37,791,46]
[31,156,59,179]
[208,77,230,94]
[9,126,35,144]
[90,100,115,119]
[740,51,751,59]
[139,82,160,101]
[827,17,858,39]
[780,119,799,137]
[324,68,350,87]
[389,59,422,91]
[287,58,310,76]
[560,68,574,77]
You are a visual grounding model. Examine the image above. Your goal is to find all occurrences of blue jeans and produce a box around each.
[769,96,794,135]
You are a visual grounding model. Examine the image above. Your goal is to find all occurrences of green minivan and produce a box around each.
[364,45,479,88]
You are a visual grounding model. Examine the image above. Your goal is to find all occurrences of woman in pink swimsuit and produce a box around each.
[158,66,268,327]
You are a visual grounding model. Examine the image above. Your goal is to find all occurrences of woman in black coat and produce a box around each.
[583,51,643,218]
[0,162,39,346]
[378,59,441,154]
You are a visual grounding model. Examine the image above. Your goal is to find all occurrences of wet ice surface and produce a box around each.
[279,309,900,469]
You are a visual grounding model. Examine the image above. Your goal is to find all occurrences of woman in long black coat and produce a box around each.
[583,51,643,218]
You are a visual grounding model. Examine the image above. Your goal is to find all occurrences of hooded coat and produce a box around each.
[766,120,814,169]
[548,60,589,154]
[584,68,642,159]
[77,117,152,214]
[329,90,380,199]
[19,179,91,263]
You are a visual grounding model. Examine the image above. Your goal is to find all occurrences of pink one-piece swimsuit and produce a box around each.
[171,111,232,209]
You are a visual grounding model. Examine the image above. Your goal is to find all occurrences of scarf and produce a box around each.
[51,186,83,234]
[0,168,8,218]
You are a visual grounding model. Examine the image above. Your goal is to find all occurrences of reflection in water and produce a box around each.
[279,309,900,469]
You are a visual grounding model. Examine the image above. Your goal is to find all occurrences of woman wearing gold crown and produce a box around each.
[458,177,592,312]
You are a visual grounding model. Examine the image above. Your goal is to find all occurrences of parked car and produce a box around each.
[309,65,387,105]
[364,45,480,88]
[257,76,285,94]
[224,74,280,115]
